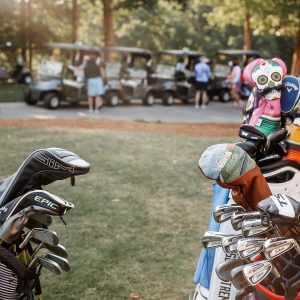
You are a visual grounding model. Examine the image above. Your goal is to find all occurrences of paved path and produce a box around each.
[0,101,243,123]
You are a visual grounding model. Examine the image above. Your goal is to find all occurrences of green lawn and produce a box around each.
[0,127,232,300]
[0,83,27,102]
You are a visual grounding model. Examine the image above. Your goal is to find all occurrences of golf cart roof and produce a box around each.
[103,47,153,56]
[160,49,205,56]
[45,42,100,52]
[218,49,260,56]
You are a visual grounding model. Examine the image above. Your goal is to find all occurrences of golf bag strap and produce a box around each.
[0,245,36,281]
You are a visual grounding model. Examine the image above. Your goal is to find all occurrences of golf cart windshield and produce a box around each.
[37,60,63,78]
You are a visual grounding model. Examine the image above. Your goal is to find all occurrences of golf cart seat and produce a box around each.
[0,148,90,206]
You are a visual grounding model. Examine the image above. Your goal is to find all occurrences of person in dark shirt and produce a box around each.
[84,53,104,113]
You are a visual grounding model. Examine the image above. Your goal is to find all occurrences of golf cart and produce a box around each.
[103,47,155,106]
[150,49,204,105]
[24,42,100,109]
[0,42,32,84]
[209,49,261,102]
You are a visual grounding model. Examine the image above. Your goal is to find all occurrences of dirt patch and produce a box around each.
[0,118,239,137]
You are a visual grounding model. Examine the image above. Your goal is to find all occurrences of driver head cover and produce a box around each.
[199,143,256,182]
[199,143,272,210]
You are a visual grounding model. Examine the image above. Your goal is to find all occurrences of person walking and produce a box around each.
[227,57,243,108]
[194,56,211,109]
[84,53,105,113]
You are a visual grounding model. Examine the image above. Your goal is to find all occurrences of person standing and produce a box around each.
[227,57,243,108]
[84,53,105,113]
[194,56,211,109]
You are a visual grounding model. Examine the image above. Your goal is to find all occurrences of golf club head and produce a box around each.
[231,212,262,231]
[241,218,273,237]
[31,241,68,258]
[221,235,242,254]
[35,257,62,275]
[243,260,273,286]
[264,237,297,259]
[202,231,231,249]
[239,125,266,142]
[20,228,59,249]
[213,204,246,223]
[215,258,246,282]
[236,238,266,259]
[44,253,70,272]
[230,265,251,290]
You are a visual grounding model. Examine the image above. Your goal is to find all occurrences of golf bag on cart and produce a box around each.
[0,148,90,299]
[190,66,300,300]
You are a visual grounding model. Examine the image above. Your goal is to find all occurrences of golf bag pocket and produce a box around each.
[0,261,19,300]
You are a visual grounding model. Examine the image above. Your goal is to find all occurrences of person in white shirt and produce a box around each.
[227,57,243,108]
[194,56,211,109]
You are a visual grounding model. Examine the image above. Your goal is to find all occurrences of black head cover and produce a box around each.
[0,190,74,223]
[257,194,300,225]
[0,148,90,206]
[239,125,266,142]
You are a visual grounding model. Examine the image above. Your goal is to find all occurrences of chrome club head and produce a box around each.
[44,253,70,272]
[29,256,62,275]
[231,212,262,231]
[236,238,266,259]
[243,260,273,286]
[221,234,242,254]
[19,228,59,250]
[264,237,300,259]
[216,258,246,282]
[231,260,273,289]
[213,204,246,223]
[241,219,273,237]
[202,231,231,249]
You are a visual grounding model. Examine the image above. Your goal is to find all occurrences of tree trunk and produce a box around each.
[28,0,32,72]
[243,12,251,50]
[291,23,300,76]
[72,0,78,43]
[20,0,27,64]
[101,0,115,48]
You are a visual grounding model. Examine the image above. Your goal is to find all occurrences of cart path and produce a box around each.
[0,101,243,124]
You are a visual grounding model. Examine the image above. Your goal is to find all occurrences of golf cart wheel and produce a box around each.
[143,92,155,106]
[24,90,38,105]
[106,91,120,107]
[44,93,60,109]
[219,90,231,102]
[162,92,175,106]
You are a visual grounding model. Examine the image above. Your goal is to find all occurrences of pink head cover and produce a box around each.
[243,58,287,87]
[243,58,287,127]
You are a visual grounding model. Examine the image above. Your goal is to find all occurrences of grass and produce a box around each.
[0,126,232,300]
[0,83,27,103]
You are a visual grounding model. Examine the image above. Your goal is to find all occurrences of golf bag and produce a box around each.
[0,148,90,299]
[191,75,300,299]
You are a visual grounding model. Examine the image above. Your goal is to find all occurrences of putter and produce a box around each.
[231,211,262,231]
[264,237,300,260]
[202,231,232,249]
[44,253,70,272]
[241,218,274,237]
[221,234,242,254]
[213,204,246,223]
[19,228,59,250]
[236,238,266,259]
[29,256,62,275]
